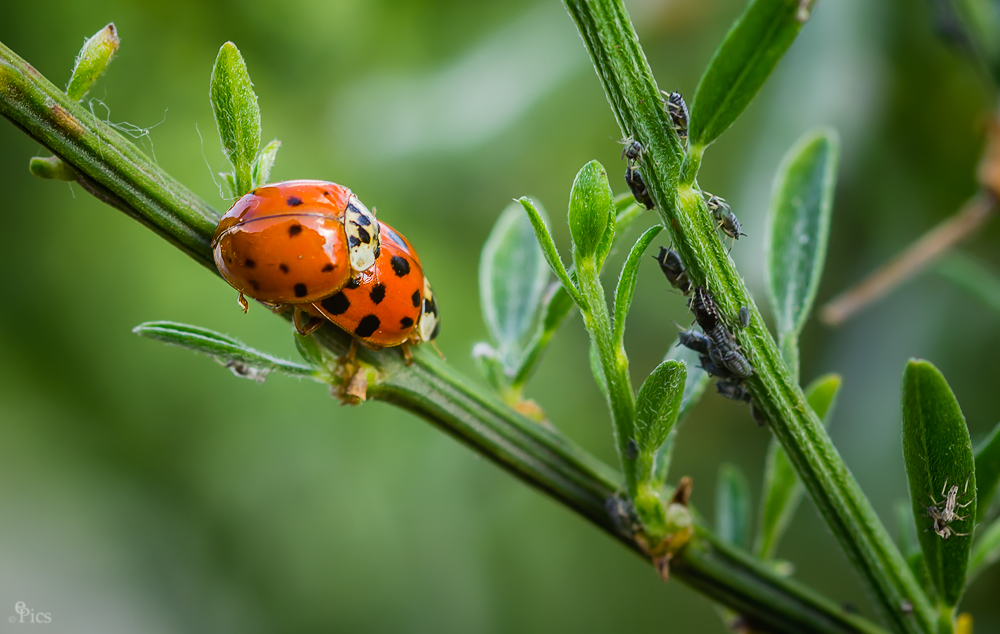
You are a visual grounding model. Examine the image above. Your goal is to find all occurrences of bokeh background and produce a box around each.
[2,0,1000,632]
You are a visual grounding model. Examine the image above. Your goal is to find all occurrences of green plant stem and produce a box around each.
[563,1,934,631]
[577,258,639,494]
[0,38,888,634]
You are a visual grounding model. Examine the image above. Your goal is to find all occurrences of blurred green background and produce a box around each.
[2,0,1000,632]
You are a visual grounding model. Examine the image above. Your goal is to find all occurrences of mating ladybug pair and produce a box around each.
[212,180,439,359]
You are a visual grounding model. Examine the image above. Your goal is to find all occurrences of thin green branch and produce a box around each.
[562,1,934,631]
[0,38,887,634]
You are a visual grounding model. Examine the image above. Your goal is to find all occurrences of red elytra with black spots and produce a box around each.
[306,221,438,348]
[212,180,355,305]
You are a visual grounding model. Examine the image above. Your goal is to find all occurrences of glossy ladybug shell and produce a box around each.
[307,221,438,348]
[213,180,360,304]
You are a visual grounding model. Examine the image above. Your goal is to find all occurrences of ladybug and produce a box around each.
[212,179,379,323]
[305,220,439,356]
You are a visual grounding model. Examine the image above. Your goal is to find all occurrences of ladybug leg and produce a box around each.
[293,307,326,336]
[430,341,445,360]
[237,292,249,314]
[400,343,413,365]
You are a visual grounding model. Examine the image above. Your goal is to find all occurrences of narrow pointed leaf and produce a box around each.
[519,197,584,307]
[754,374,841,559]
[765,128,840,377]
[717,463,753,549]
[480,200,551,373]
[975,421,1000,523]
[968,516,1000,582]
[251,138,281,189]
[211,42,260,198]
[688,0,812,150]
[66,23,119,101]
[134,321,317,380]
[612,225,662,353]
[511,202,647,389]
[902,359,976,607]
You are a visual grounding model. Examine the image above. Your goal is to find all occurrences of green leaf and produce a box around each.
[567,160,614,263]
[510,202,647,391]
[294,332,327,368]
[716,463,752,550]
[612,225,662,354]
[902,359,977,607]
[632,359,685,535]
[634,360,686,461]
[251,138,281,189]
[652,340,712,485]
[688,0,811,151]
[754,374,841,560]
[765,127,840,378]
[968,515,1000,583]
[588,341,608,400]
[210,41,261,198]
[134,321,317,381]
[480,200,551,373]
[29,155,76,181]
[472,342,508,393]
[518,197,584,307]
[974,421,1000,523]
[66,23,119,101]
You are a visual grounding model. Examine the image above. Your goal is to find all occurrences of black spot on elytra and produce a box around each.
[356,227,371,244]
[322,190,330,197]
[355,315,381,338]
[400,316,414,329]
[287,196,303,207]
[353,212,371,226]
[249,279,260,291]
[322,292,350,315]
[322,263,335,272]
[279,263,289,274]
[288,224,303,237]
[411,290,421,307]
[345,278,360,290]
[391,256,410,277]
[348,236,361,248]
[244,258,255,268]
[369,283,386,304]
[294,283,308,298]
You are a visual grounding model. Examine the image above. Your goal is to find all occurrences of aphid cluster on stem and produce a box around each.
[653,257,761,425]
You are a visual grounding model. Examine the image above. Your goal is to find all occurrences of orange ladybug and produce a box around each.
[212,180,438,359]
[306,220,439,353]
[212,179,379,323]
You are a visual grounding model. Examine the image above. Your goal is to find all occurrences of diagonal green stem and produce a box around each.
[563,1,933,631]
[0,38,887,634]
